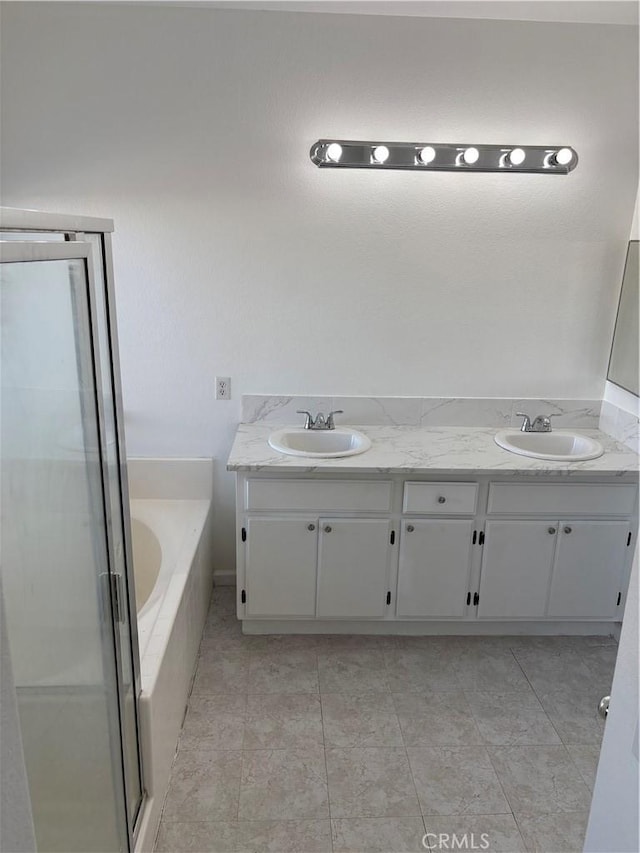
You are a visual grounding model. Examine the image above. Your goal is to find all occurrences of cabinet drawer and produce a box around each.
[245,478,392,512]
[403,482,478,515]
[488,482,637,517]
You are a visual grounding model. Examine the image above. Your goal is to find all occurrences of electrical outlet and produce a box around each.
[215,376,231,400]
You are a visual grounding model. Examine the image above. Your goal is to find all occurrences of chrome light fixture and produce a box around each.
[310,140,578,174]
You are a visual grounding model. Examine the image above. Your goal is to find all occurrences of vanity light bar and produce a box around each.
[310,140,578,174]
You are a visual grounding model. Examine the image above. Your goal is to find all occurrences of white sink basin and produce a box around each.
[268,427,372,458]
[495,429,604,462]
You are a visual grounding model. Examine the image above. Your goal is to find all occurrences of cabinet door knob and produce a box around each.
[598,695,610,719]
[548,527,557,535]
[307,523,316,531]
[324,525,332,533]
[438,496,446,504]
[406,524,415,532]
[564,526,572,534]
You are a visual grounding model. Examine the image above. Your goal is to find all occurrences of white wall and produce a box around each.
[1,5,637,571]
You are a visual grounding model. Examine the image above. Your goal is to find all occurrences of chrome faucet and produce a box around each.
[516,412,560,433]
[296,410,343,430]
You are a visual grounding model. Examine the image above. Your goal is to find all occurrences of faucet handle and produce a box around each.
[532,413,560,432]
[515,412,532,432]
[326,410,344,429]
[296,410,313,429]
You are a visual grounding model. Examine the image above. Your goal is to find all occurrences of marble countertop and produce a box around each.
[227,424,639,477]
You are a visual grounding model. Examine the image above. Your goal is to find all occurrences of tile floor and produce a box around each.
[155,587,617,853]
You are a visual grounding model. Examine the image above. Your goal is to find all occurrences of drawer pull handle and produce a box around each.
[564,526,572,534]
[548,527,557,535]
[324,525,332,533]
[438,496,446,504]
[406,524,415,532]
[307,523,316,531]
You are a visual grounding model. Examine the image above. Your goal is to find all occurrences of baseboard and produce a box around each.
[242,619,620,636]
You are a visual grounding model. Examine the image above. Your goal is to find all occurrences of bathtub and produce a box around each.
[127,460,214,853]
[132,499,210,669]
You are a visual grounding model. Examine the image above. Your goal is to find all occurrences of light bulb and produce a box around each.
[555,147,573,166]
[325,143,342,163]
[508,147,526,166]
[372,145,390,164]
[462,146,479,165]
[418,146,436,165]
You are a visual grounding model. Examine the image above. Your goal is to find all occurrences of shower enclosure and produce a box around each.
[1,209,143,851]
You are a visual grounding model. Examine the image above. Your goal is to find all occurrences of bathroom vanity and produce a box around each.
[227,424,638,635]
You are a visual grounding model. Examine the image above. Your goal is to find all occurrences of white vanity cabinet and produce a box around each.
[234,471,637,633]
[547,521,629,619]
[477,483,637,621]
[316,518,391,618]
[396,481,478,618]
[244,515,392,618]
[239,478,394,620]
[244,516,318,617]
[396,519,475,618]
[477,521,559,619]
[477,519,631,621]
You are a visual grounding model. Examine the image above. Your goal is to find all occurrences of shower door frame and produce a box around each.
[68,228,145,841]
[0,210,145,851]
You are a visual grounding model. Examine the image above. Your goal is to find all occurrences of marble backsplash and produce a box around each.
[599,400,640,454]
[242,395,602,429]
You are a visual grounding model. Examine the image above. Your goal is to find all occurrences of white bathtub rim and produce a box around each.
[130,498,210,683]
[134,499,189,651]
[136,500,209,672]
[139,504,210,692]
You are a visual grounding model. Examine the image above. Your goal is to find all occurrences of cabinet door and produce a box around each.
[396,520,474,618]
[245,517,318,617]
[477,521,557,619]
[548,521,629,619]
[316,519,390,618]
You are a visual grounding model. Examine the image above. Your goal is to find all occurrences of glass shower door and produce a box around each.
[76,231,144,831]
[1,241,130,851]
